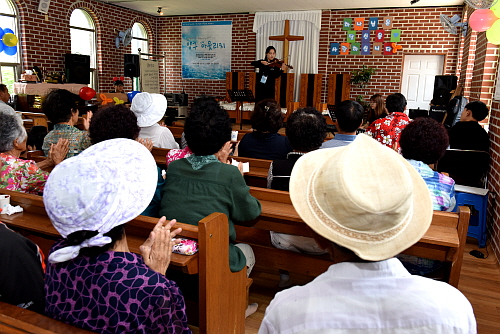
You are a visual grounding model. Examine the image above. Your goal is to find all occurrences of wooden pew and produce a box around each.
[235,187,470,288]
[0,189,248,334]
[0,301,93,333]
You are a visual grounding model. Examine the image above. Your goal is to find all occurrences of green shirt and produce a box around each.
[42,124,91,159]
[159,157,261,272]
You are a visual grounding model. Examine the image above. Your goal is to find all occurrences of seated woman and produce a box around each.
[42,89,92,159]
[44,138,191,334]
[0,112,68,194]
[131,92,179,149]
[89,104,163,217]
[365,93,387,128]
[266,107,328,287]
[398,117,455,276]
[238,99,292,160]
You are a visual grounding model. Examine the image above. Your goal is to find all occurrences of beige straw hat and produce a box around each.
[289,134,433,261]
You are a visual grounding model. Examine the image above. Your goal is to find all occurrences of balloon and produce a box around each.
[487,19,500,44]
[127,91,140,102]
[2,33,17,47]
[119,76,124,81]
[492,1,500,18]
[0,29,4,39]
[4,45,17,56]
[469,9,498,32]
[3,28,14,34]
[113,76,118,81]
[0,40,4,53]
[79,87,96,100]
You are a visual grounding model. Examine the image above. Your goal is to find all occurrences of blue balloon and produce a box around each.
[4,45,17,56]
[127,91,140,102]
[0,29,4,39]
[0,40,4,53]
[3,28,14,34]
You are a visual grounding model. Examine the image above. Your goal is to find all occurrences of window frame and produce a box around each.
[0,0,21,94]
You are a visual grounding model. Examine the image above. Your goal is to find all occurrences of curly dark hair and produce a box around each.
[385,93,406,114]
[89,105,140,145]
[286,107,327,152]
[42,89,79,123]
[465,101,489,121]
[184,96,232,155]
[67,225,125,258]
[251,99,283,133]
[400,117,449,164]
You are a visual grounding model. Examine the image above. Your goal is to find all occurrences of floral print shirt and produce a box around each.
[42,124,91,159]
[0,153,48,194]
[366,112,410,148]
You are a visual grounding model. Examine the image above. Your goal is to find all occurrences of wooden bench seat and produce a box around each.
[235,187,470,288]
[0,189,248,334]
[0,301,93,333]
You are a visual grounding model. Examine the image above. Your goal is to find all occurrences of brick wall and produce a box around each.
[459,6,477,94]
[488,100,500,260]
[13,0,154,93]
[469,32,499,106]
[325,7,463,102]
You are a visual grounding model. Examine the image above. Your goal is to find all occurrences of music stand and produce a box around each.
[326,104,338,134]
[227,89,255,129]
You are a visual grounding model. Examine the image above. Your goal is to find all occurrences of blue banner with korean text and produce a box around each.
[182,21,232,80]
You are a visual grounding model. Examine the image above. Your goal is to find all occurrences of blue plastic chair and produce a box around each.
[454,185,488,248]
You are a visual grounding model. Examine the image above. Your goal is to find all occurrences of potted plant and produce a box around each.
[350,65,377,105]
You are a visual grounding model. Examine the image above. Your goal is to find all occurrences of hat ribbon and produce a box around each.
[48,234,112,264]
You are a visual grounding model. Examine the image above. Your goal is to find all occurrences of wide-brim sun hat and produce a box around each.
[44,138,158,263]
[289,134,433,261]
[131,92,168,127]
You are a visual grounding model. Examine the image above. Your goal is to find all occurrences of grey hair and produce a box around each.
[0,111,28,153]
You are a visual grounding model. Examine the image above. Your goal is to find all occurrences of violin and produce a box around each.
[268,58,293,70]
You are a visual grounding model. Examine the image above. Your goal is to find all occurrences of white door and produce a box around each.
[401,55,444,110]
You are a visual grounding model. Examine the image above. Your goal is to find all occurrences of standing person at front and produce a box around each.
[259,135,476,334]
[251,46,287,103]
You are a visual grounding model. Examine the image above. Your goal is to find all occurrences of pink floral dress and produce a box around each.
[0,153,48,194]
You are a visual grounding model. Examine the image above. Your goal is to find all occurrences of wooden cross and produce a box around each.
[269,20,304,73]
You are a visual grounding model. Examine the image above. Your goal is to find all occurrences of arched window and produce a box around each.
[0,0,20,94]
[70,9,97,89]
[131,22,148,56]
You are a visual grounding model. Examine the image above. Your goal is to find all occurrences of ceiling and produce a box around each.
[103,0,465,17]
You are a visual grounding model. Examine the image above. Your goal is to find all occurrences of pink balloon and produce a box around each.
[469,9,499,32]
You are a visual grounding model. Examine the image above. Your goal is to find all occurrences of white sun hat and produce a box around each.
[131,92,168,127]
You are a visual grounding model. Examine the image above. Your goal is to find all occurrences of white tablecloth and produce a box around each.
[14,83,87,96]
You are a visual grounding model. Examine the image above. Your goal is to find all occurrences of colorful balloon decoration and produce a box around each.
[79,87,96,101]
[127,91,140,102]
[113,96,124,105]
[469,9,498,32]
[0,27,18,55]
[487,19,500,44]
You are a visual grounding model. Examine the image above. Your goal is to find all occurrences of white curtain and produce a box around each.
[253,11,321,101]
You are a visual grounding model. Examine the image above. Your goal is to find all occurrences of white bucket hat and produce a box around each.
[289,135,433,261]
[131,92,168,127]
[44,138,158,263]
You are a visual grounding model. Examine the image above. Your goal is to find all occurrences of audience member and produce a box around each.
[0,222,45,314]
[321,100,363,148]
[0,112,68,194]
[44,139,191,334]
[238,99,292,159]
[26,126,48,151]
[159,96,261,317]
[449,100,489,152]
[365,93,387,127]
[42,89,92,158]
[111,79,125,93]
[89,104,163,217]
[400,117,456,211]
[0,84,14,114]
[267,107,328,287]
[366,93,410,148]
[259,135,476,334]
[131,92,179,149]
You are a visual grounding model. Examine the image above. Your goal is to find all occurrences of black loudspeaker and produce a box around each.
[124,54,140,78]
[64,54,90,84]
[432,75,457,106]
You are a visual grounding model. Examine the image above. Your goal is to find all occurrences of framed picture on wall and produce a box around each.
[330,43,340,55]
[347,30,356,42]
[351,43,360,55]
[361,30,370,43]
[369,17,379,30]
[373,43,383,55]
[340,43,350,55]
[354,18,365,30]
[343,18,352,30]
[361,43,370,55]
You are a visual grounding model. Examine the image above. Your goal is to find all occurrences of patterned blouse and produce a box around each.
[42,124,91,159]
[45,240,191,334]
[366,112,410,148]
[0,153,48,194]
[408,159,456,211]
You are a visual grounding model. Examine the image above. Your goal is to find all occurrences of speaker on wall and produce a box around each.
[432,75,458,106]
[124,54,140,78]
[64,53,90,85]
[38,0,51,14]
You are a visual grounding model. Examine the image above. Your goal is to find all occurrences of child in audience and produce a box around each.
[449,100,489,152]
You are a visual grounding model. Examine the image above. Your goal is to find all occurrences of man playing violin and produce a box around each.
[251,46,288,104]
